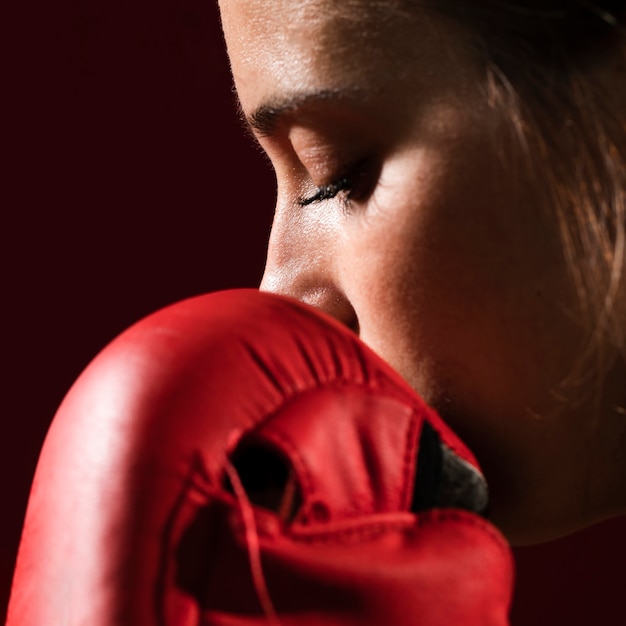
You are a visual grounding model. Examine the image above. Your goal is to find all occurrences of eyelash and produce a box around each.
[298,177,353,207]
[297,159,375,209]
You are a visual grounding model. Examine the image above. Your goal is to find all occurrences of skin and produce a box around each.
[218,0,626,545]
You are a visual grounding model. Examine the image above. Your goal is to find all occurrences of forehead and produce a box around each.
[218,0,469,114]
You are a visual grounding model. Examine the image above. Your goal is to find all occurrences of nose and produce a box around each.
[259,208,359,333]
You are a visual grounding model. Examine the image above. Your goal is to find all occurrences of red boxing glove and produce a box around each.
[8,289,513,626]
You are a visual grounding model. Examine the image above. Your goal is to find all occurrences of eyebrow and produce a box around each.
[244,87,365,137]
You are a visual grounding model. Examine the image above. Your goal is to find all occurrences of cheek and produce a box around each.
[342,146,583,422]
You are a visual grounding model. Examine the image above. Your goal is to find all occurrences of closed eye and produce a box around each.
[298,177,352,206]
[296,158,379,209]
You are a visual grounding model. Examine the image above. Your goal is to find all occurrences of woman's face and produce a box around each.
[219,0,625,544]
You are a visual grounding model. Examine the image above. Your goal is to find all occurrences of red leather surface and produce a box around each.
[7,289,513,625]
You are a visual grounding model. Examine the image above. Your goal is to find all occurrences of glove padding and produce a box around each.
[8,289,513,626]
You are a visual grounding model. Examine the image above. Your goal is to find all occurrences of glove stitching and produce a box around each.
[286,508,511,559]
[400,409,422,512]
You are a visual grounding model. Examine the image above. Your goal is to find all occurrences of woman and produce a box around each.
[218,0,626,546]
[6,2,626,624]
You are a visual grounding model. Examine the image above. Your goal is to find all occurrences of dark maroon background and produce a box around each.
[3,1,624,623]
